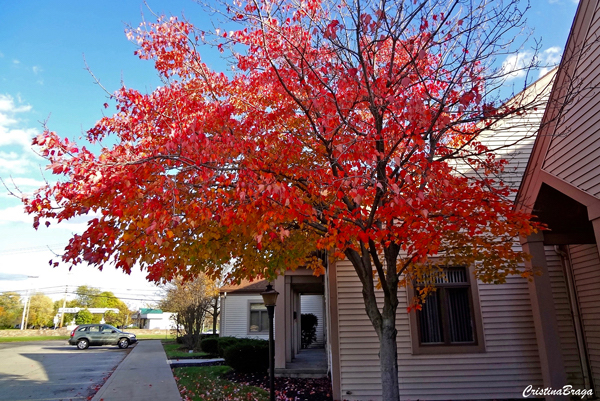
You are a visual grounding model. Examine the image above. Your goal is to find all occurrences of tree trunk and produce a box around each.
[345,247,401,401]
[379,316,400,401]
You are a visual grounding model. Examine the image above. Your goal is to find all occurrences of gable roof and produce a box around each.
[220,278,269,294]
[515,0,593,214]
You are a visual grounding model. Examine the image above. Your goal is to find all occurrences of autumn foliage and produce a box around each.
[24,1,544,398]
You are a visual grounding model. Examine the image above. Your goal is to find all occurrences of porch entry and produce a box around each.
[273,270,327,378]
[525,183,600,394]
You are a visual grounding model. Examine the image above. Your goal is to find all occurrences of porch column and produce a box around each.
[274,276,286,369]
[592,218,600,248]
[284,276,293,363]
[522,232,568,400]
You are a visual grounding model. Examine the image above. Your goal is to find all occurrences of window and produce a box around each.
[249,303,269,333]
[409,266,485,354]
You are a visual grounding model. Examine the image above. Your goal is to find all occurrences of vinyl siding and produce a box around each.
[450,70,553,209]
[301,295,325,347]
[545,246,585,387]
[569,244,600,391]
[476,76,551,195]
[220,294,269,340]
[332,42,552,401]
[542,1,600,197]
[335,259,543,401]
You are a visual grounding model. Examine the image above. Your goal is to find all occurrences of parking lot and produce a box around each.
[0,340,130,401]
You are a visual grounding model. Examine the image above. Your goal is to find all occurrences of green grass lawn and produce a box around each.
[173,366,268,401]
[0,336,69,343]
[161,340,209,359]
[136,334,176,340]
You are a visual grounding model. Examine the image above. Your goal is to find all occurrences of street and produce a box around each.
[0,340,130,401]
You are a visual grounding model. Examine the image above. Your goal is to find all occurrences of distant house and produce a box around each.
[219,278,324,347]
[132,308,176,330]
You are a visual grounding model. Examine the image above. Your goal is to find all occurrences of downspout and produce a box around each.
[554,245,594,390]
[221,292,227,336]
[324,250,333,376]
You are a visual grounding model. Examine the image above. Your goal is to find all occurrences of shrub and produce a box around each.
[223,339,269,373]
[200,337,219,355]
[217,336,240,357]
[301,313,318,348]
[74,309,93,325]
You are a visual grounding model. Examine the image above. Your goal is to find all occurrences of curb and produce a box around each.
[168,358,225,368]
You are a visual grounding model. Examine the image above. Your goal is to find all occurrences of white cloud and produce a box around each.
[6,176,45,188]
[0,94,40,174]
[502,47,564,82]
[0,151,35,174]
[538,47,562,77]
[0,95,31,113]
[32,66,42,75]
[501,51,534,81]
[0,204,31,225]
[12,59,19,65]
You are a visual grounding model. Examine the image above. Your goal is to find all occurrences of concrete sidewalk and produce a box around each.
[92,340,181,401]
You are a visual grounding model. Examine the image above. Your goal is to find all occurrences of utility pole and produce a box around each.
[24,294,32,329]
[20,290,29,330]
[59,285,68,328]
[19,276,39,330]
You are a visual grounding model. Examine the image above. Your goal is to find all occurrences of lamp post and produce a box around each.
[261,283,279,401]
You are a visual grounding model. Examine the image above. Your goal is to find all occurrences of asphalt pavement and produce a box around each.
[92,340,181,401]
[0,340,128,401]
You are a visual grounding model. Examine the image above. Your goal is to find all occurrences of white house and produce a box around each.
[219,279,325,347]
[132,308,177,330]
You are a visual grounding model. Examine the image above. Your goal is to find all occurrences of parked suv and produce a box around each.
[69,324,137,350]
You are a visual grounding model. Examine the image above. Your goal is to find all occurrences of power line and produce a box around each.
[1,287,163,303]
[0,243,66,255]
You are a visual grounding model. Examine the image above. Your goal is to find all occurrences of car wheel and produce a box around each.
[118,338,129,349]
[77,339,89,350]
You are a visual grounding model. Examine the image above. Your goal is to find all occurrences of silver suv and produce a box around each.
[69,324,137,350]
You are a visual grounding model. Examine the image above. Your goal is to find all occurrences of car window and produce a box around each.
[101,325,114,332]
[88,326,100,332]
[77,326,88,332]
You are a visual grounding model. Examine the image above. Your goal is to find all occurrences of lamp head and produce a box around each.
[260,283,279,306]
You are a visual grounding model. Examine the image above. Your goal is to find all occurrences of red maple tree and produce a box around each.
[23,1,546,399]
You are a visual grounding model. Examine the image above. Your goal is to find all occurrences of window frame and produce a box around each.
[408,265,485,355]
[247,301,269,335]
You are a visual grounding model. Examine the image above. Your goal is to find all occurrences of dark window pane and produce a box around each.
[446,267,468,284]
[261,311,269,332]
[447,288,474,343]
[249,311,260,332]
[418,291,444,344]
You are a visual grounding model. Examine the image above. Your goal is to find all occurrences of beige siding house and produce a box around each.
[325,70,556,400]
[516,0,600,396]
[218,1,600,398]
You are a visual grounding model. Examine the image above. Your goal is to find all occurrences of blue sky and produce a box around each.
[0,0,580,307]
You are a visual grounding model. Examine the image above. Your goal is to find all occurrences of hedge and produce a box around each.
[223,339,269,373]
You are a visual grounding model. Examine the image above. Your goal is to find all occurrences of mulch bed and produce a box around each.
[223,371,333,401]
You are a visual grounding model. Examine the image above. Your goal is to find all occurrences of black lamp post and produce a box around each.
[261,283,279,401]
